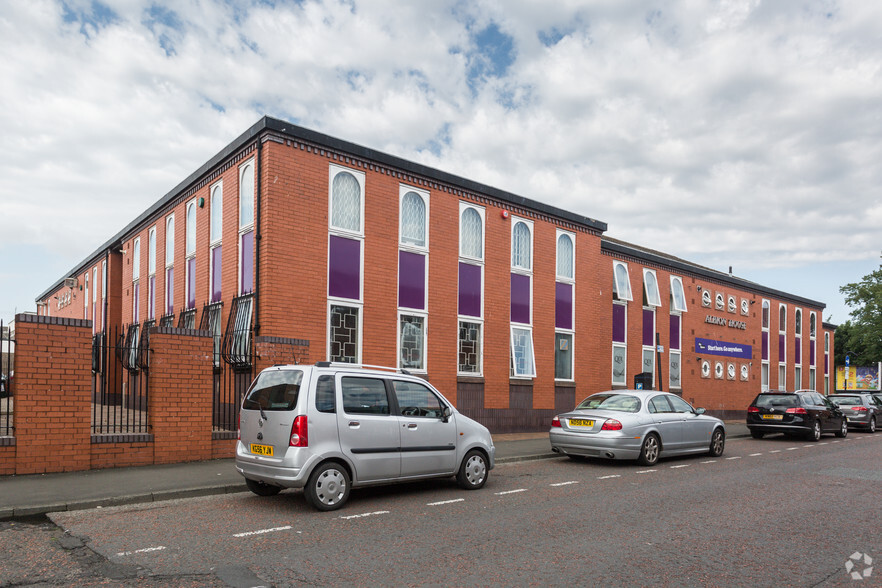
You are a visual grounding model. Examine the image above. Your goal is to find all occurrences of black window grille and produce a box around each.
[178,308,196,329]
[118,323,140,373]
[159,313,175,327]
[138,320,154,370]
[91,333,104,374]
[222,294,253,369]
[199,302,223,368]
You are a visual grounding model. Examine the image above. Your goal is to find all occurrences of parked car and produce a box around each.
[236,362,495,511]
[746,390,847,441]
[829,393,882,433]
[549,390,725,466]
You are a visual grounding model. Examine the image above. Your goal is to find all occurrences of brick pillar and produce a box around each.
[148,327,214,464]
[13,314,92,474]
[254,336,310,374]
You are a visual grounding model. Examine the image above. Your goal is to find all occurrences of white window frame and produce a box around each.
[165,215,175,269]
[670,276,687,313]
[397,311,428,373]
[555,230,575,282]
[669,312,682,390]
[326,301,363,364]
[612,342,627,386]
[185,200,196,257]
[399,185,429,251]
[457,319,484,377]
[762,299,770,330]
[794,365,801,389]
[239,158,255,232]
[148,227,157,277]
[762,362,770,392]
[809,312,817,340]
[778,364,786,391]
[84,272,89,319]
[210,181,223,246]
[511,217,533,272]
[794,308,802,337]
[329,165,365,237]
[510,325,536,379]
[778,303,787,390]
[459,203,485,262]
[555,329,574,382]
[643,269,661,308]
[613,261,633,302]
[132,237,141,282]
[809,367,816,391]
[642,308,656,386]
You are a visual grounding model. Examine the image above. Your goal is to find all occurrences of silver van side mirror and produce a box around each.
[442,406,452,423]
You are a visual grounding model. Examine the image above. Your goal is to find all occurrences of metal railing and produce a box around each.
[92,324,149,436]
[1,321,13,437]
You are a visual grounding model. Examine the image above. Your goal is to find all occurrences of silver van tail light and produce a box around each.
[290,415,308,447]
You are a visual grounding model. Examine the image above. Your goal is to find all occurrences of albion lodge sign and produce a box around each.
[705,314,747,330]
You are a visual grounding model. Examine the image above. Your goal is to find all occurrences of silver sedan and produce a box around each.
[549,390,726,466]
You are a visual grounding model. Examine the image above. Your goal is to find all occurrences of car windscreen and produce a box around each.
[754,394,797,409]
[576,393,641,413]
[243,370,304,411]
[829,396,861,406]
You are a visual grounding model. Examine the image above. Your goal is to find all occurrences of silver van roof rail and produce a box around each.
[315,361,412,375]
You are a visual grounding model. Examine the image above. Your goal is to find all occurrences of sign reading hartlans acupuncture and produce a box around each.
[836,364,881,391]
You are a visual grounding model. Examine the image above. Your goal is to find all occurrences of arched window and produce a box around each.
[210,183,223,243]
[613,261,633,301]
[239,161,254,229]
[331,171,361,232]
[670,276,687,312]
[556,234,574,280]
[400,191,426,247]
[186,202,196,256]
[460,207,483,259]
[762,300,770,329]
[511,221,531,270]
[795,309,802,336]
[166,216,174,267]
[810,313,817,338]
[132,238,141,280]
[779,305,787,332]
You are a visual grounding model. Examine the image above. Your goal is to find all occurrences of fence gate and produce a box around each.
[91,324,150,436]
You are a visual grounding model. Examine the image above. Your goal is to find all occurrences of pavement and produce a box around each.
[0,422,749,520]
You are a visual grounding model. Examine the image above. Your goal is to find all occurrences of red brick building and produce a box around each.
[36,116,833,430]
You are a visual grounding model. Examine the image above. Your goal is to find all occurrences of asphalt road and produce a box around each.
[3,433,881,587]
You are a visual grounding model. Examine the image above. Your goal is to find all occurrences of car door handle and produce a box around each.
[348,421,360,428]
[404,423,418,429]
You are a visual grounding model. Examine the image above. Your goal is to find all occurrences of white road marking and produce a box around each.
[495,489,528,495]
[233,526,293,538]
[598,474,622,479]
[832,440,840,443]
[117,546,166,557]
[635,469,657,474]
[769,450,781,454]
[427,499,465,506]
[725,457,741,461]
[787,447,799,451]
[338,511,389,520]
[819,442,829,445]
[749,453,763,457]
[670,465,689,469]
[550,481,580,487]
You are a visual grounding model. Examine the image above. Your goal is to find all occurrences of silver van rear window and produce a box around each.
[243,370,303,411]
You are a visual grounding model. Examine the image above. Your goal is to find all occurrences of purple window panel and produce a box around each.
[762,331,769,360]
[241,230,254,294]
[794,337,801,364]
[187,258,195,309]
[148,276,155,320]
[555,282,573,330]
[510,273,531,324]
[779,334,785,361]
[810,343,815,366]
[458,262,482,317]
[669,314,680,350]
[133,282,140,323]
[328,235,361,300]
[398,250,426,310]
[166,267,174,315]
[642,309,654,347]
[612,304,626,343]
[824,354,829,375]
[211,246,222,302]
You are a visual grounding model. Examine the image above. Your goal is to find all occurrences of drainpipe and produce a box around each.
[254,137,263,336]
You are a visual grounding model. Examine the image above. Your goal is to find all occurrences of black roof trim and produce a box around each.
[38,116,607,301]
[822,321,838,331]
[601,237,826,309]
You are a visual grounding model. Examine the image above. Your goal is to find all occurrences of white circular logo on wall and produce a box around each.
[702,290,712,307]
[845,552,873,581]
[715,293,724,310]
[701,361,711,378]
[741,364,749,381]
[741,299,749,315]
[728,296,736,313]
[727,363,736,379]
[715,362,724,379]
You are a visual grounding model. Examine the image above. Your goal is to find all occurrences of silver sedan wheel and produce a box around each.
[638,434,660,466]
[709,428,725,457]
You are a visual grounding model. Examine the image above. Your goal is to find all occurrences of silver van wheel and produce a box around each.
[305,462,350,511]
[456,450,488,490]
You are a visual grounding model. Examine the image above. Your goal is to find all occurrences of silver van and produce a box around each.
[236,362,495,511]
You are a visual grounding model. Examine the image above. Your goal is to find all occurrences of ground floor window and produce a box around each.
[669,351,681,389]
[458,320,482,375]
[794,366,802,389]
[199,302,223,368]
[778,364,786,391]
[612,344,626,386]
[399,314,426,371]
[510,326,535,378]
[761,361,769,391]
[554,331,573,380]
[330,304,360,363]
[824,375,829,395]
[178,308,196,330]
[809,368,816,391]
[642,347,655,385]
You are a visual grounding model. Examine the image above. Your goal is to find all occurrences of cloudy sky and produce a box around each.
[1,0,880,325]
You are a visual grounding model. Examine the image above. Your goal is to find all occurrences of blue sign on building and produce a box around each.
[694,337,752,359]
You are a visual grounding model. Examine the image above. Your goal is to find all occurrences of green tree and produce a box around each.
[837,262,882,367]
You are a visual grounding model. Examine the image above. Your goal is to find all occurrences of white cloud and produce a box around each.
[1,0,880,322]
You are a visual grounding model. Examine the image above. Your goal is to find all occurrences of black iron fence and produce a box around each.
[92,324,149,436]
[1,320,13,437]
[214,294,254,433]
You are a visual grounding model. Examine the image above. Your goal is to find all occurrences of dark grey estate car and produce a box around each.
[747,390,847,441]
[829,393,882,433]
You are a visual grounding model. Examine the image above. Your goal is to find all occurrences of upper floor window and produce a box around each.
[165,216,175,267]
[239,160,254,230]
[762,299,770,330]
[210,182,223,244]
[613,261,633,302]
[132,238,141,281]
[186,201,196,257]
[148,228,156,276]
[810,312,817,339]
[779,304,787,333]
[400,189,427,248]
[643,269,661,307]
[511,219,532,271]
[459,205,483,260]
[825,332,829,353]
[556,232,574,281]
[329,167,364,235]
[670,276,687,313]
[795,309,802,336]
